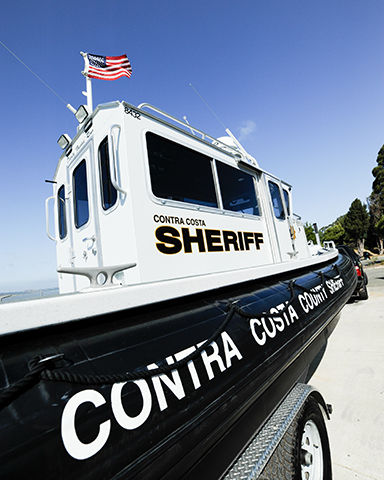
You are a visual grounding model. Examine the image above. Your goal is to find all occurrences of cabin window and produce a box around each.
[268,181,285,220]
[73,160,89,228]
[99,137,117,210]
[216,162,260,216]
[57,185,67,239]
[146,132,218,208]
[283,189,290,216]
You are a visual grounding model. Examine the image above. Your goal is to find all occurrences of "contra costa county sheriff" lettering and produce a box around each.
[59,272,345,462]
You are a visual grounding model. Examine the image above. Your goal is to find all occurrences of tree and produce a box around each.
[372,145,384,205]
[304,222,316,243]
[376,215,384,240]
[344,199,369,256]
[367,193,384,253]
[321,218,345,244]
[369,145,384,253]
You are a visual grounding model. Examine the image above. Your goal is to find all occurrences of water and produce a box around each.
[0,287,59,304]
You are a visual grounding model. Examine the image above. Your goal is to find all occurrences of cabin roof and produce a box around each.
[55,100,292,188]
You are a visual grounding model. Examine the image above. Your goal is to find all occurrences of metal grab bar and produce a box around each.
[108,124,127,195]
[45,196,57,242]
[138,103,209,140]
[138,103,259,168]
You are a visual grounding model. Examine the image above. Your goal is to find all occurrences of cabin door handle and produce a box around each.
[45,195,57,242]
[108,124,127,195]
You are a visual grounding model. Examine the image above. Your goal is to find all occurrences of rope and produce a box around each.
[41,305,236,385]
[231,266,337,321]
[0,355,53,410]
[0,263,341,408]
[0,305,236,408]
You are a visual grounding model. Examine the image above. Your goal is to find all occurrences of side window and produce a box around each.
[146,132,218,208]
[57,185,67,239]
[216,162,260,216]
[283,189,290,216]
[99,137,117,210]
[268,181,285,220]
[73,160,89,228]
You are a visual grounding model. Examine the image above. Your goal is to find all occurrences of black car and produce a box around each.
[337,245,369,300]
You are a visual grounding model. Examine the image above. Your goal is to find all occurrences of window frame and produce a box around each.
[98,136,118,212]
[146,131,219,210]
[283,189,290,216]
[268,180,285,220]
[57,184,67,240]
[146,131,262,219]
[215,160,261,217]
[73,159,90,229]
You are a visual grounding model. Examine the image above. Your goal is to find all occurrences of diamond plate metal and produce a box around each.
[224,383,314,479]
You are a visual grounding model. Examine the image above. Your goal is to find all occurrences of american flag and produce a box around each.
[85,54,132,80]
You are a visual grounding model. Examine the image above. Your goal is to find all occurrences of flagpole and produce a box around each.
[80,51,93,114]
[86,75,93,113]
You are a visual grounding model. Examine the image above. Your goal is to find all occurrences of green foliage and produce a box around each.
[310,145,384,254]
[344,198,369,243]
[321,221,345,244]
[371,146,384,210]
[367,193,382,224]
[368,146,384,252]
[376,215,384,237]
[304,222,316,243]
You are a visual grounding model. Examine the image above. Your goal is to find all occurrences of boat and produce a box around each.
[0,98,357,479]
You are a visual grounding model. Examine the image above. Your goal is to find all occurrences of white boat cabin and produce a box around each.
[1,100,338,335]
[49,100,325,296]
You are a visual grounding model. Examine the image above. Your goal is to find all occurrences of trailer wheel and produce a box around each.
[259,397,331,480]
[258,417,296,479]
[294,397,332,480]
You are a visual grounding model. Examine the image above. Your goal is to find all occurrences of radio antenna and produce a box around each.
[0,40,76,113]
[189,84,227,130]
[189,83,258,166]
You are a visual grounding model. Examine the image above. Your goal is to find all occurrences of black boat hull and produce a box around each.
[0,254,356,479]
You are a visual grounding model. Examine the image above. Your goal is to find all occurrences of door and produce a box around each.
[266,177,297,261]
[67,145,102,289]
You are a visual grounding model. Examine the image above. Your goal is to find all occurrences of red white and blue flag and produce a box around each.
[84,53,132,80]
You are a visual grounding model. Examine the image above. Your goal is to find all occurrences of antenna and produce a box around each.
[189,84,226,130]
[183,116,196,136]
[0,40,77,114]
[189,83,258,167]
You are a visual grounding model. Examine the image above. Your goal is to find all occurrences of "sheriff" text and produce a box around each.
[155,225,264,254]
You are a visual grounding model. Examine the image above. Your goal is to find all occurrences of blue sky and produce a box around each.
[1,0,383,292]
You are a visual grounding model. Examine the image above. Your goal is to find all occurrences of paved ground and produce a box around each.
[310,265,384,479]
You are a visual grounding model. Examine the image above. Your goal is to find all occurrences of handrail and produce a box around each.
[138,102,260,168]
[138,102,238,147]
[108,124,127,195]
[45,196,57,242]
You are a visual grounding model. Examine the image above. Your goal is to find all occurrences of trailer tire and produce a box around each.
[259,417,297,479]
[259,397,331,480]
[293,397,332,479]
